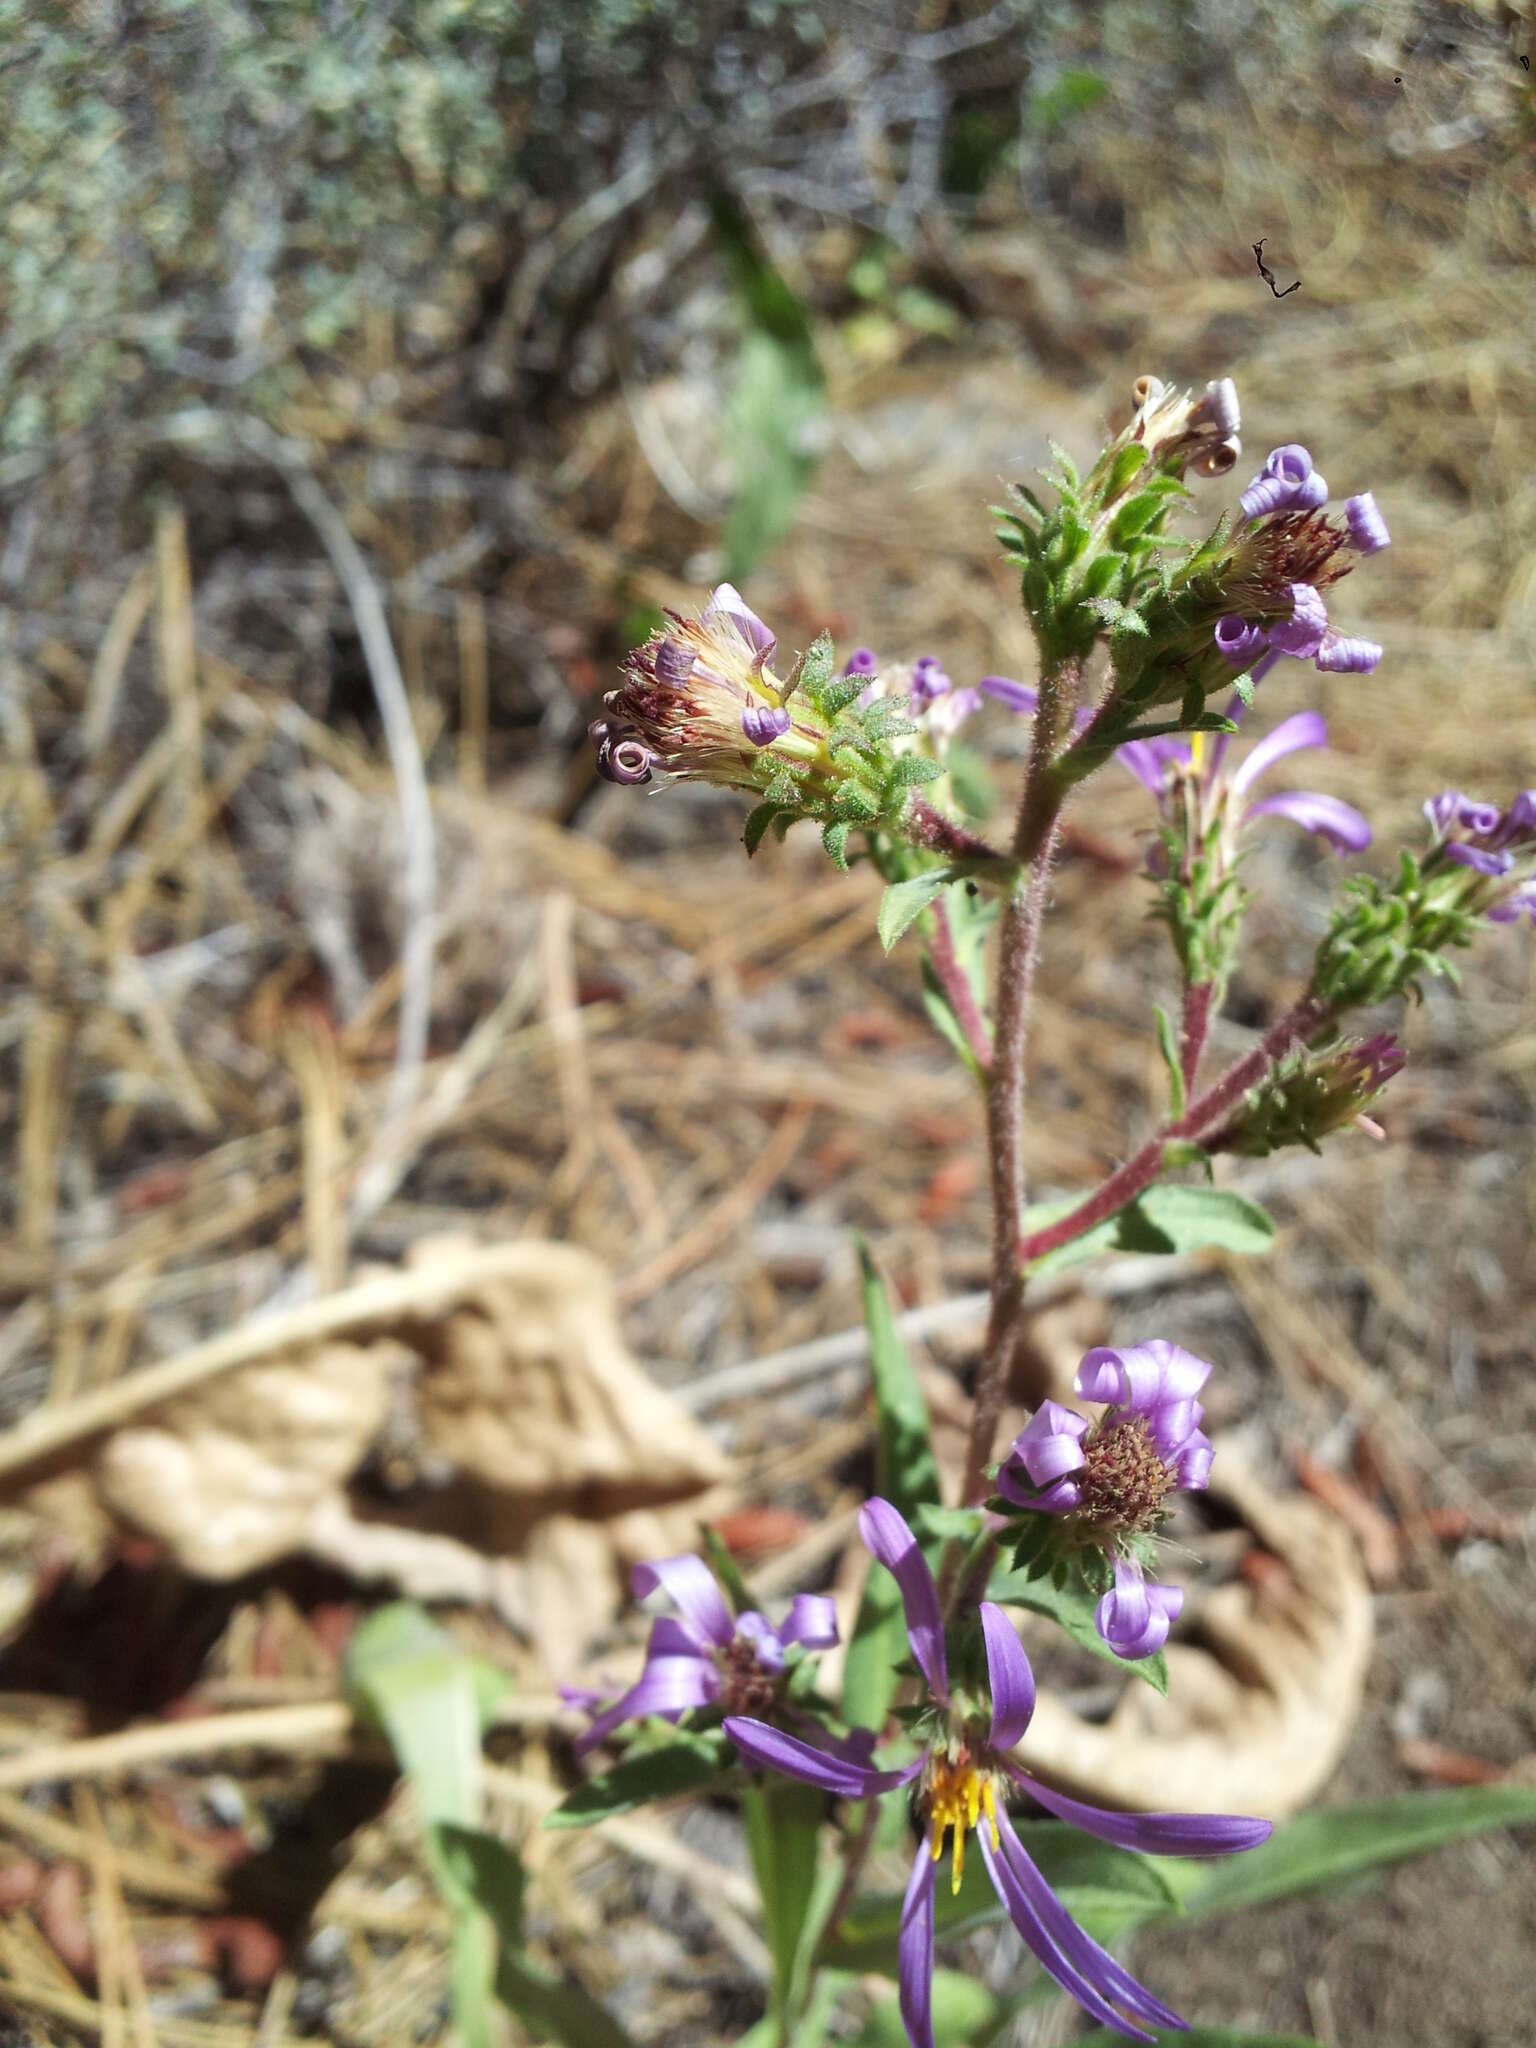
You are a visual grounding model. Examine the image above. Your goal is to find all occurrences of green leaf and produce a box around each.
[920,960,981,1075]
[545,1730,731,1829]
[1021,1184,1276,1279]
[743,1778,826,2021]
[878,869,955,951]
[796,628,836,696]
[1102,444,1149,499]
[843,1244,941,1729]
[1180,1783,1536,1921]
[1110,490,1170,544]
[495,1952,638,2048]
[845,1968,1006,2046]
[699,1524,754,1616]
[744,801,786,856]
[432,1823,526,1944]
[1153,1004,1185,1118]
[822,819,851,868]
[987,1563,1169,1695]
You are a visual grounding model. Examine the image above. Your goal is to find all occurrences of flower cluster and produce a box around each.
[1423,789,1536,913]
[1119,709,1371,1003]
[1206,1032,1407,1156]
[725,1498,1270,2045]
[568,1555,837,1755]
[998,1343,1212,1660]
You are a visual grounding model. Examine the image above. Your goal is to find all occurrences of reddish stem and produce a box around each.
[1179,980,1214,1096]
[926,900,992,1068]
[905,798,1007,865]
[1017,992,1330,1265]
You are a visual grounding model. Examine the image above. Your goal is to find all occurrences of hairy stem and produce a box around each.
[904,797,1008,865]
[927,898,992,1068]
[1179,979,1215,1096]
[1016,991,1331,1265]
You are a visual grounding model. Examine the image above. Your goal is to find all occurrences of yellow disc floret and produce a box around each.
[923,1748,1002,1896]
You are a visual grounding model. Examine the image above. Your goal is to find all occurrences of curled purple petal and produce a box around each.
[1213,615,1268,667]
[996,1466,1082,1513]
[632,1556,734,1648]
[1169,1427,1213,1491]
[1289,469,1329,510]
[734,1612,785,1670]
[1240,473,1299,520]
[1344,491,1390,553]
[1074,1341,1211,1417]
[981,1603,1037,1750]
[1490,882,1536,925]
[723,1715,921,1799]
[1314,631,1383,674]
[978,675,1040,715]
[898,1841,937,2048]
[1266,582,1328,658]
[572,1655,716,1755]
[1006,1765,1274,1857]
[1095,1559,1183,1660]
[980,1817,1157,2041]
[655,637,696,686]
[705,582,776,664]
[1009,1402,1090,1488]
[842,647,878,678]
[780,1594,839,1652]
[1245,789,1373,852]
[1500,790,1536,840]
[740,703,790,747]
[597,736,655,785]
[1228,708,1328,798]
[858,1497,948,1702]
[1262,444,1314,484]
[1445,842,1514,877]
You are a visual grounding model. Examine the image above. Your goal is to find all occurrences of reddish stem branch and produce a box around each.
[927,900,992,1068]
[1017,992,1330,1266]
[905,798,1007,865]
[1179,980,1214,1096]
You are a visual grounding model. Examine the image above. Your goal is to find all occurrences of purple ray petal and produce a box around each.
[843,647,879,678]
[858,1497,948,1703]
[1266,583,1328,659]
[1115,740,1167,793]
[981,1603,1037,1750]
[1344,492,1390,553]
[1006,1764,1274,1856]
[996,1810,1186,2032]
[1010,1402,1090,1487]
[1096,1560,1182,1660]
[899,1840,937,2048]
[978,675,1039,715]
[980,1819,1156,2041]
[632,1556,734,1648]
[1245,789,1373,852]
[1214,615,1268,667]
[1169,1427,1214,1491]
[1490,882,1536,924]
[645,1615,708,1659]
[1314,631,1383,674]
[705,582,776,662]
[1074,1342,1211,1416]
[1228,709,1328,797]
[911,655,952,705]
[1445,842,1514,877]
[996,1466,1082,1513]
[722,1716,922,1799]
[1262,444,1314,484]
[734,1612,786,1670]
[741,703,790,747]
[780,1594,839,1651]
[572,1656,718,1755]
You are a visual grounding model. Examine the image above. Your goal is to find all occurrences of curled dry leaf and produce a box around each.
[93,1341,400,1579]
[1017,1456,1374,1820]
[78,1237,728,1671]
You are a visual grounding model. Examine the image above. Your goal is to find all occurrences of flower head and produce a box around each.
[1207,1033,1407,1157]
[1124,373,1243,477]
[571,1553,836,1756]
[725,1498,1270,2046]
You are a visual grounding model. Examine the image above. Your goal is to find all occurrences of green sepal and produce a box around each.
[744,801,786,855]
[1153,1003,1186,1117]
[822,819,852,868]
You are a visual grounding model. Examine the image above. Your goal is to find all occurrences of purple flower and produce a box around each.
[1096,1559,1184,1661]
[1344,492,1390,554]
[999,1343,1215,1661]
[843,647,879,678]
[1117,709,1370,856]
[978,675,1040,715]
[1213,615,1268,667]
[572,1555,837,1756]
[910,656,952,707]
[1491,881,1536,925]
[726,1499,1271,2047]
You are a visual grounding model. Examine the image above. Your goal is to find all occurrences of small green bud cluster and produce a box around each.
[1312,851,1488,1009]
[1206,1034,1407,1157]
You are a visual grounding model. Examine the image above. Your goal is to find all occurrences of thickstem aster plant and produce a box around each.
[726,1500,1270,2045]
[568,369,1536,2046]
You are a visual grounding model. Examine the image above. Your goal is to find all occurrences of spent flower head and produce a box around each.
[1206,1033,1407,1157]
